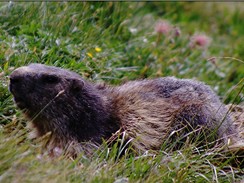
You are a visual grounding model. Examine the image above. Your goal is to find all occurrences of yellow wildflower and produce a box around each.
[95,47,102,52]
[87,52,93,58]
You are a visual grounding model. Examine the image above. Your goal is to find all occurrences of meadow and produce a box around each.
[0,2,243,182]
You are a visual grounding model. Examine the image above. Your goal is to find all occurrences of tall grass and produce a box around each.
[0,2,243,182]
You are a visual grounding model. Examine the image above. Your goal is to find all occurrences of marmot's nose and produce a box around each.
[9,74,22,94]
[10,69,26,85]
[9,66,30,93]
[10,74,22,85]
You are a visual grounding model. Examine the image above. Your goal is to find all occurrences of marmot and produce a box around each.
[9,64,241,155]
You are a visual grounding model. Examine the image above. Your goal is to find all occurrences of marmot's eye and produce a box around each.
[41,75,60,84]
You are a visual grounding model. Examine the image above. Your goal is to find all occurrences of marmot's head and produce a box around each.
[9,64,115,142]
[9,64,86,118]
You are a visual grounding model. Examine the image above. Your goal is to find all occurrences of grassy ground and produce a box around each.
[0,2,243,182]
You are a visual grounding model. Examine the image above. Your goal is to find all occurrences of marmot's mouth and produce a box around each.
[16,102,27,110]
[14,97,28,110]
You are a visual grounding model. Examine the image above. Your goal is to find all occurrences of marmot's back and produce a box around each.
[110,77,237,150]
[9,64,240,155]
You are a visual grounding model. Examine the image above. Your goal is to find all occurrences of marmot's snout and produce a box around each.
[9,67,34,109]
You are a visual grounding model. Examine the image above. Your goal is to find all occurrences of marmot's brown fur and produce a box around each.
[9,64,242,155]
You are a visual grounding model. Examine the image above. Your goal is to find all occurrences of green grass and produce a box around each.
[0,2,243,182]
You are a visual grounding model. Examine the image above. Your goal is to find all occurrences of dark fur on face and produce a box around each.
[9,64,240,155]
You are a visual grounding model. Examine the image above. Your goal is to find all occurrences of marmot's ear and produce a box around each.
[70,79,84,93]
